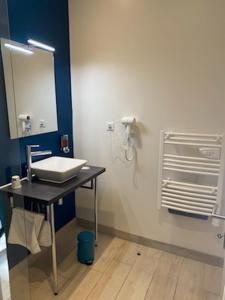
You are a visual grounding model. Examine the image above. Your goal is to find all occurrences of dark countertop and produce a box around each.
[1,166,105,205]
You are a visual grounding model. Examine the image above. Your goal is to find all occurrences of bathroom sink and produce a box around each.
[31,156,87,183]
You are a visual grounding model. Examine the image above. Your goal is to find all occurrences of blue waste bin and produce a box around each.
[77,231,95,265]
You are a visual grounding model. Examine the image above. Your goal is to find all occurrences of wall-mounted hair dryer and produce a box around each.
[121,116,136,161]
[121,116,136,138]
[18,114,32,136]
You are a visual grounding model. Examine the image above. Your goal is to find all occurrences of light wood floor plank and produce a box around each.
[203,291,221,300]
[114,241,144,266]
[116,246,161,300]
[174,285,204,300]
[173,258,204,300]
[87,260,131,300]
[145,252,183,300]
[67,269,102,300]
[203,263,223,295]
[176,258,205,287]
[173,258,223,300]
[93,238,127,273]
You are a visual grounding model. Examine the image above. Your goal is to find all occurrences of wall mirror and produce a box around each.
[1,38,58,139]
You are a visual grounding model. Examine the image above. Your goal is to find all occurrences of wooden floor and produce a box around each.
[10,223,223,300]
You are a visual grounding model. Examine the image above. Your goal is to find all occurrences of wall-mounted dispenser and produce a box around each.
[121,116,136,161]
[61,134,70,154]
[18,114,32,136]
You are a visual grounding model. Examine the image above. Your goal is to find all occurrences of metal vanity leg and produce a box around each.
[47,204,58,295]
[94,177,98,245]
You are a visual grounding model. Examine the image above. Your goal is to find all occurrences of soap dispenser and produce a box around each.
[61,134,70,154]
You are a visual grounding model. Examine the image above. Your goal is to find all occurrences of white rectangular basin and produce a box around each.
[31,156,87,183]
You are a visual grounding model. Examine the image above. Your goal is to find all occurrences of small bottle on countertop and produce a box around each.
[11,175,22,189]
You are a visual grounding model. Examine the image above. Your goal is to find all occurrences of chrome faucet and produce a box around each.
[26,145,52,182]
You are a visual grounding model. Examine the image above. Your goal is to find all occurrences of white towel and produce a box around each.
[38,220,52,247]
[8,208,44,254]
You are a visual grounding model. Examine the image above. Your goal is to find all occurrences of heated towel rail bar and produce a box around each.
[158,131,225,221]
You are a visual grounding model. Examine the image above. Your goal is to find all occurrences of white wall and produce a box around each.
[69,0,225,256]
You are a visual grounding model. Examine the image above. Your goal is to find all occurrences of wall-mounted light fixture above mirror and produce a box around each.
[1,38,58,139]
[28,39,55,52]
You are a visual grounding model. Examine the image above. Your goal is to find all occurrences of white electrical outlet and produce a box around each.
[40,119,46,128]
[107,121,114,132]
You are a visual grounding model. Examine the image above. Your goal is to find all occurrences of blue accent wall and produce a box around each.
[7,0,75,230]
[0,0,29,268]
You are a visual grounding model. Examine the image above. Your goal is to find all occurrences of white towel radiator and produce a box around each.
[158,131,225,219]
